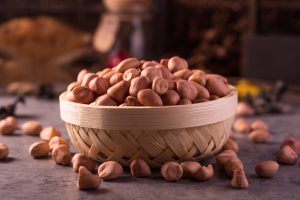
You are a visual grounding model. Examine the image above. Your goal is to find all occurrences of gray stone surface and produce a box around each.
[0,96,299,200]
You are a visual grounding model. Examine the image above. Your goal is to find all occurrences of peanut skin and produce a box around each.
[107,80,130,103]
[181,161,201,178]
[137,89,163,106]
[162,90,180,106]
[176,80,197,100]
[129,76,151,96]
[231,168,249,189]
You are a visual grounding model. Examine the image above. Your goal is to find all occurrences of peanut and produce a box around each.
[181,161,201,178]
[21,121,43,136]
[209,95,220,100]
[72,153,96,173]
[255,161,279,178]
[124,96,141,106]
[206,74,228,84]
[77,166,102,190]
[88,77,110,95]
[280,138,300,153]
[250,120,269,131]
[161,161,183,182]
[94,94,118,106]
[81,73,98,87]
[177,98,192,105]
[193,164,214,181]
[168,56,188,73]
[116,57,140,72]
[29,141,50,158]
[109,72,123,85]
[176,80,197,100]
[190,81,210,99]
[206,75,230,97]
[167,80,176,90]
[137,89,163,106]
[66,86,94,104]
[130,159,151,178]
[224,157,244,177]
[97,68,112,77]
[233,118,251,133]
[222,138,239,153]
[236,102,255,117]
[276,145,298,165]
[49,136,69,151]
[52,144,72,166]
[216,150,237,166]
[0,143,9,160]
[0,116,17,135]
[107,80,130,103]
[152,77,168,95]
[141,61,158,69]
[40,126,61,141]
[193,98,209,104]
[141,66,162,82]
[77,69,88,83]
[98,161,123,180]
[173,69,193,80]
[188,70,206,86]
[129,76,151,96]
[67,82,80,92]
[231,168,249,189]
[162,90,180,106]
[156,64,174,80]
[248,130,271,143]
[102,70,116,80]
[123,68,140,81]
[160,58,169,67]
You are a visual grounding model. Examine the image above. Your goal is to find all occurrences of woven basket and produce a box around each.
[59,87,237,168]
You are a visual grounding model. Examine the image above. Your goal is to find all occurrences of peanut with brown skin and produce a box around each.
[66,86,94,104]
[88,77,110,95]
[49,136,69,151]
[72,153,96,173]
[116,57,140,72]
[209,95,220,100]
[168,56,188,73]
[216,149,237,167]
[137,89,163,106]
[52,144,72,166]
[176,80,197,101]
[206,75,230,97]
[129,76,151,96]
[67,82,80,92]
[0,116,17,135]
[193,98,209,104]
[130,159,151,178]
[167,80,176,90]
[276,145,298,165]
[177,98,192,105]
[188,70,206,86]
[29,141,50,158]
[156,64,174,80]
[102,70,116,80]
[161,162,183,182]
[123,68,140,81]
[233,118,251,133]
[190,81,210,99]
[160,58,169,67]
[236,102,255,117]
[40,126,61,141]
[255,161,279,178]
[173,69,193,80]
[280,138,300,153]
[98,161,123,180]
[107,80,130,103]
[231,168,249,189]
[0,143,9,160]
[124,96,141,106]
[141,61,158,69]
[141,67,162,82]
[181,161,201,178]
[249,129,271,143]
[109,72,124,85]
[250,120,269,131]
[77,69,88,83]
[206,74,228,84]
[77,166,102,190]
[193,164,214,181]
[81,73,98,87]
[97,68,111,77]
[93,94,118,106]
[152,77,168,95]
[222,138,239,153]
[224,157,244,177]
[162,90,180,106]
[21,121,43,136]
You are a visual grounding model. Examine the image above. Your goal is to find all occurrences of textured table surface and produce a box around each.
[0,96,299,200]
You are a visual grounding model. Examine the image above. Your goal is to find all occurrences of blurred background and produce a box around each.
[1,0,300,88]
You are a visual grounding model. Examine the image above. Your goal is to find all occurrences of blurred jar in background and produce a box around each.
[93,0,155,67]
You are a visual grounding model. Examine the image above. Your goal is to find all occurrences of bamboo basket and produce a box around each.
[59,87,237,168]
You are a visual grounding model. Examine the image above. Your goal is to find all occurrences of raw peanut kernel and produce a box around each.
[49,136,69,151]
[130,159,151,178]
[216,150,237,167]
[40,126,61,141]
[0,116,17,135]
[123,68,140,81]
[0,143,9,160]
[93,94,118,106]
[255,161,279,178]
[66,86,94,104]
[109,72,123,85]
[249,130,271,143]
[88,77,110,95]
[168,56,188,73]
[129,76,151,96]
[188,70,206,86]
[176,80,197,101]
[116,57,140,72]
[206,75,230,97]
[21,121,43,136]
[233,118,251,133]
[250,120,269,131]
[141,67,163,82]
[276,145,298,165]
[193,164,214,181]
[181,161,201,178]
[107,80,130,104]
[236,102,255,117]
[222,138,239,153]
[156,64,174,80]
[137,89,163,106]
[177,98,192,105]
[29,141,50,158]
[152,77,168,95]
[161,162,183,182]
[162,90,180,106]
[98,161,123,180]
[173,69,193,80]
[81,73,98,87]
[231,168,249,189]
[72,153,96,173]
[67,82,80,92]
[280,138,300,153]
[52,144,72,166]
[77,166,102,190]
[77,69,88,83]
[224,157,244,177]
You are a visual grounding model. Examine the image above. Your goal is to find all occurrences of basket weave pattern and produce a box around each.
[66,116,234,167]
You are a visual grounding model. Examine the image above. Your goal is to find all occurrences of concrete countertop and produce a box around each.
[0,96,299,200]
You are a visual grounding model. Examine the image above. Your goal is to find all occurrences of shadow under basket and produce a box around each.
[59,87,237,168]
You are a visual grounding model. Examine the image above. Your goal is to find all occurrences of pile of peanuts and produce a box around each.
[65,56,231,106]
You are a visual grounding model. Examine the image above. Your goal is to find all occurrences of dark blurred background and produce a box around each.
[1,0,300,86]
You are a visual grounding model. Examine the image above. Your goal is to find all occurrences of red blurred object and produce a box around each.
[107,52,129,68]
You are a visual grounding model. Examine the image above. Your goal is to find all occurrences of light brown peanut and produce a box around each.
[280,138,300,153]
[0,143,9,160]
[137,89,163,106]
[276,145,298,165]
[160,58,169,67]
[190,81,210,99]
[156,64,174,80]
[77,69,88,83]
[231,168,249,189]
[116,57,140,72]
[255,161,279,178]
[109,72,124,85]
[98,161,123,180]
[130,159,151,177]
[141,67,162,82]
[40,126,61,141]
[81,73,98,87]
[152,77,168,95]
[124,96,141,106]
[161,161,183,182]
[67,82,80,92]
[0,116,17,135]
[224,157,244,177]
[49,136,69,151]
[188,70,206,86]
[216,149,237,167]
[107,80,130,103]
[123,68,140,81]
[168,56,188,73]
[181,161,201,178]
[177,98,192,105]
[193,164,214,181]
[173,69,193,80]
[52,144,72,166]
[21,121,43,136]
[129,76,151,96]
[250,120,269,131]
[102,70,116,80]
[176,80,197,100]
[97,68,112,77]
[233,118,251,133]
[72,153,96,173]
[248,130,271,143]
[94,94,118,106]
[193,98,209,104]
[66,86,94,104]
[167,80,176,90]
[222,138,239,153]
[209,95,220,100]
[206,74,228,84]
[88,77,110,95]
[29,141,50,158]
[141,61,158,69]
[206,75,230,97]
[77,166,102,190]
[236,102,255,117]
[162,90,180,106]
